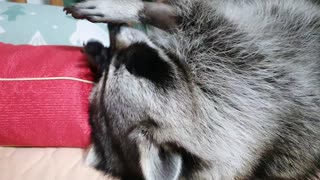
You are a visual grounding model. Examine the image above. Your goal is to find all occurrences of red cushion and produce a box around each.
[0,43,93,147]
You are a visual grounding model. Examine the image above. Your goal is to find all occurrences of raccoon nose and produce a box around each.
[84,41,111,68]
[84,41,112,81]
[84,41,104,57]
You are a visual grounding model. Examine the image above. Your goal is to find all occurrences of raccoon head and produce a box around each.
[85,26,196,180]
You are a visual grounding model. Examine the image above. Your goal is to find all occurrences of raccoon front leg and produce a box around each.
[64,0,177,29]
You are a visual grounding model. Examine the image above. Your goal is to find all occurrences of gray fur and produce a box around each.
[66,0,320,179]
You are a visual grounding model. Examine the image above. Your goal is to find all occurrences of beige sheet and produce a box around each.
[0,147,115,180]
[2,147,318,179]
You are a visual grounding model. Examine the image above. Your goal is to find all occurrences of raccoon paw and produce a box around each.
[63,0,143,23]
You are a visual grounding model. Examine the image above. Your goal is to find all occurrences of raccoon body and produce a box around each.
[66,0,320,179]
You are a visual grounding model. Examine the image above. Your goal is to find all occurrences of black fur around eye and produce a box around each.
[120,42,174,86]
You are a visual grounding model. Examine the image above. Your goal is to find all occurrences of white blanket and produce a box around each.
[0,147,115,180]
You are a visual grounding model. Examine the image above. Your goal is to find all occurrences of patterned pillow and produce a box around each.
[0,2,110,46]
[0,42,93,147]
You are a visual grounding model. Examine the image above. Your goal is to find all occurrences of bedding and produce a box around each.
[0,2,109,46]
[0,147,114,180]
[0,42,92,147]
[0,2,110,180]
[0,2,153,179]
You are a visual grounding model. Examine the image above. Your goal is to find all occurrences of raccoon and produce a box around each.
[64,0,320,179]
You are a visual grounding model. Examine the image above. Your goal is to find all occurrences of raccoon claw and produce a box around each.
[64,5,90,19]
[63,6,78,18]
[63,6,74,15]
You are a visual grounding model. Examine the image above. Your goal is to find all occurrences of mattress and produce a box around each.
[1,147,319,179]
[0,147,115,180]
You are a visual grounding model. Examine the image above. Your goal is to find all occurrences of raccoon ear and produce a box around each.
[138,141,182,180]
[122,42,173,84]
[129,123,182,180]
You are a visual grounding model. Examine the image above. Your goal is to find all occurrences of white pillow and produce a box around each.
[0,2,110,46]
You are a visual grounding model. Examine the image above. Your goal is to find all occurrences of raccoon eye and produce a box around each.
[120,42,174,85]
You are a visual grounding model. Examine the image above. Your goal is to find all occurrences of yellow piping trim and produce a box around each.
[0,77,94,84]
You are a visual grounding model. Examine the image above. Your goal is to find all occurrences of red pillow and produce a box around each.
[0,43,93,147]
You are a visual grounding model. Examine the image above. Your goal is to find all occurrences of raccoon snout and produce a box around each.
[84,41,104,57]
[84,41,112,81]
